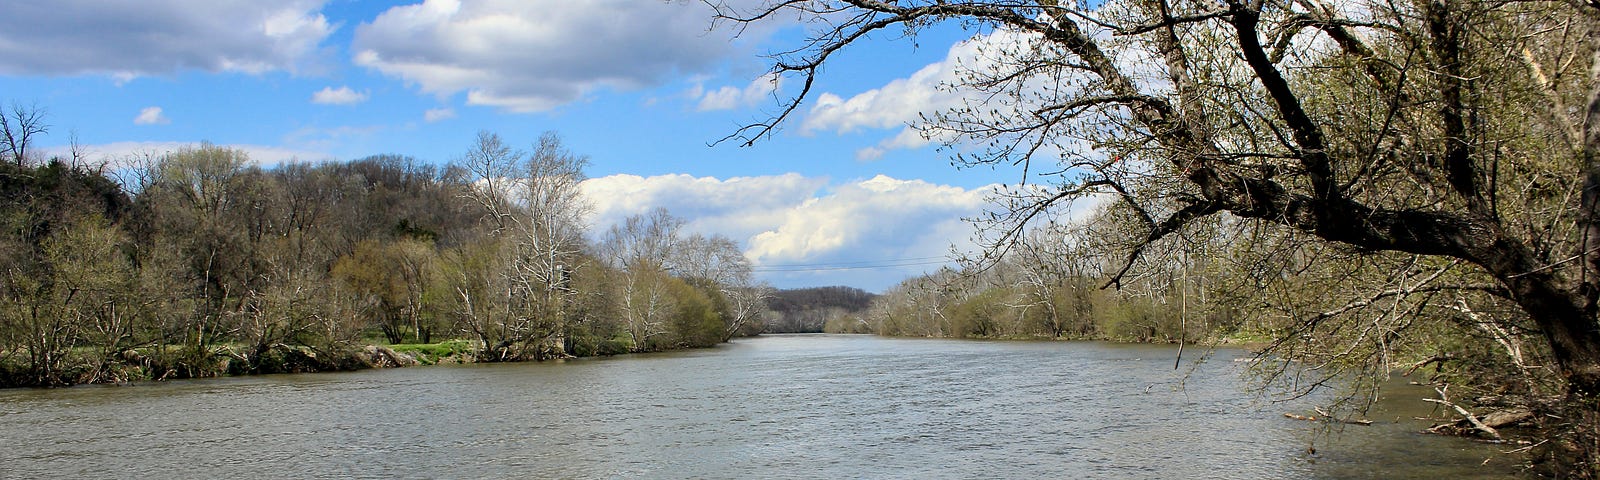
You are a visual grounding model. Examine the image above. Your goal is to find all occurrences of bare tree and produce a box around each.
[673,232,769,340]
[455,131,592,359]
[601,208,686,351]
[711,0,1600,471]
[0,102,48,167]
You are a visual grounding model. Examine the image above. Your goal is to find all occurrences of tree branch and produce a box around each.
[1104,200,1223,289]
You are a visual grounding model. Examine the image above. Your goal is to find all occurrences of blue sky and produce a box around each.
[0,1,1036,292]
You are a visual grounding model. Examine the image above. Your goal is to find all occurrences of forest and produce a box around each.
[0,126,766,388]
[705,0,1600,475]
[765,286,876,333]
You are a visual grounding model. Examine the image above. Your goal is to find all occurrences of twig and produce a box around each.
[1403,353,1455,376]
[1425,386,1502,441]
[1282,408,1373,426]
[1315,406,1374,426]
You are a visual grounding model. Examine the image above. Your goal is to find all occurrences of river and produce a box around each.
[0,334,1519,479]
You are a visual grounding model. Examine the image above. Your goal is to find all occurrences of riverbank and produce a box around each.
[1,331,1279,389]
[0,337,696,388]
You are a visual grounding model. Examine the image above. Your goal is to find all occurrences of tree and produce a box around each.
[454,131,592,360]
[711,0,1600,472]
[767,286,877,333]
[672,232,769,341]
[137,144,261,353]
[601,208,687,351]
[0,102,47,167]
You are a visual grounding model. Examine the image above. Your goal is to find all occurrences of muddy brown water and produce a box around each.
[0,334,1519,479]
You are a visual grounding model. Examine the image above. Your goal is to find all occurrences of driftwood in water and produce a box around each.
[1421,386,1536,441]
[1282,407,1373,426]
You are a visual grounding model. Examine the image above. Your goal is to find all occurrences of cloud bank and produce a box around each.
[353,0,744,112]
[42,141,331,169]
[581,173,995,290]
[696,73,782,112]
[0,0,333,77]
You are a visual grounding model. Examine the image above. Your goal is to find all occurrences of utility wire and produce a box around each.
[750,257,952,273]
[753,256,948,268]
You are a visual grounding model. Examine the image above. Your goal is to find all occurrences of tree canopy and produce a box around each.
[710,0,1600,473]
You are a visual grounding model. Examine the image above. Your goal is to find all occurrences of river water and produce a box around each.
[0,335,1519,479]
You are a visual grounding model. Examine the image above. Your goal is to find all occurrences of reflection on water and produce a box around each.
[0,335,1518,479]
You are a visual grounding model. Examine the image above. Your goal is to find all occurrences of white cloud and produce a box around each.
[581,172,996,290]
[41,141,332,169]
[583,173,826,242]
[0,1,333,77]
[800,29,1064,159]
[353,0,752,113]
[424,107,456,122]
[854,128,932,161]
[745,175,991,263]
[133,107,170,125]
[801,20,1180,162]
[801,60,955,136]
[696,73,782,111]
[311,86,369,105]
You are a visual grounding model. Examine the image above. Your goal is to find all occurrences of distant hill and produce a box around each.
[764,286,877,333]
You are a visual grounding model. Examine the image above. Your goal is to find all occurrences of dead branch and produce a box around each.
[1425,386,1503,441]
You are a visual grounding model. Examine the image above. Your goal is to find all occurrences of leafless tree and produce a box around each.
[0,102,48,167]
[602,208,686,351]
[455,131,592,359]
[708,0,1600,403]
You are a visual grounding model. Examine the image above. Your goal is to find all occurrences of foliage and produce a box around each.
[0,128,763,387]
[766,286,875,333]
[712,0,1600,473]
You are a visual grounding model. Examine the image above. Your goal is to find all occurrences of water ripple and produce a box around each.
[0,335,1520,479]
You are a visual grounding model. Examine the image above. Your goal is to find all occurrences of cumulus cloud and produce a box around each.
[581,172,996,290]
[311,86,369,105]
[0,1,333,77]
[803,23,1176,161]
[744,175,990,263]
[800,29,1074,160]
[582,173,826,241]
[353,0,747,112]
[696,73,782,111]
[424,107,456,122]
[802,60,955,136]
[133,107,170,125]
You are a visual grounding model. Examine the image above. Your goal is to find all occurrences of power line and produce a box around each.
[750,257,953,273]
[753,256,949,268]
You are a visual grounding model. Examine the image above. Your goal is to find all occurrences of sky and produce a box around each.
[0,0,1036,292]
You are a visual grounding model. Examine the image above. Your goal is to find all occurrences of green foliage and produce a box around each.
[851,264,1217,344]
[669,279,725,348]
[0,130,749,387]
[947,287,1013,338]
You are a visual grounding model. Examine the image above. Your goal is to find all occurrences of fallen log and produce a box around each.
[1424,386,1502,441]
[1281,408,1374,426]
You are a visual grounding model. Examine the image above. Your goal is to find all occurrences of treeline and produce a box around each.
[828,221,1229,342]
[0,128,765,387]
[829,265,1220,343]
[764,286,875,333]
[838,206,1556,423]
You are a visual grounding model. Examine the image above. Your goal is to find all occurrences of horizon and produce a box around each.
[0,1,1041,292]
